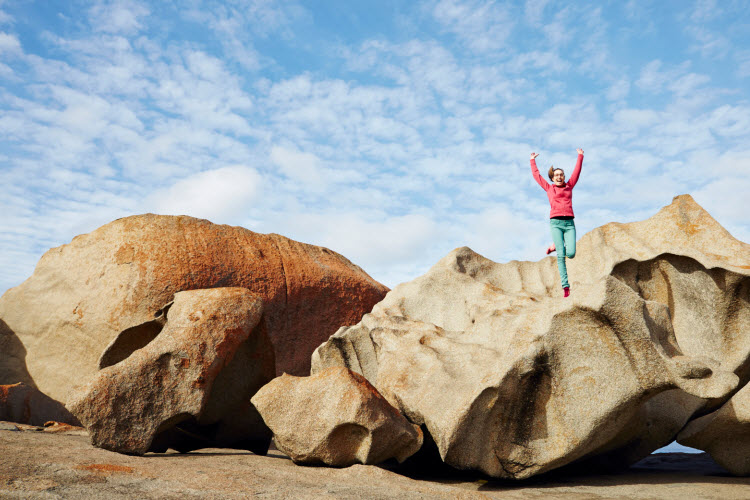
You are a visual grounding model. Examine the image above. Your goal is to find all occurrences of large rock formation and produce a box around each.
[66,287,274,455]
[251,366,423,466]
[677,382,750,475]
[312,195,750,479]
[0,383,80,427]
[0,319,34,387]
[0,214,388,402]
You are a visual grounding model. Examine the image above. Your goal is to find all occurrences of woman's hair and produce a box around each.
[548,166,564,181]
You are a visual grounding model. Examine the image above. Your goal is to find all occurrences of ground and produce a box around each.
[1,423,749,499]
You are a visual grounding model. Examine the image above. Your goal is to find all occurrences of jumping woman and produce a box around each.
[529,149,584,298]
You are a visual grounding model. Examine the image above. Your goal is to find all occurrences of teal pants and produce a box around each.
[550,218,576,288]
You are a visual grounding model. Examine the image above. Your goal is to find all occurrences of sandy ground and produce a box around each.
[1,422,749,499]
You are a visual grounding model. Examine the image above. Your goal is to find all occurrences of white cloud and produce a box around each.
[685,25,731,59]
[623,0,656,31]
[457,204,547,263]
[268,211,444,286]
[633,60,718,108]
[737,51,750,79]
[687,0,722,23]
[693,176,750,243]
[0,31,21,53]
[218,0,304,38]
[89,0,150,35]
[666,73,711,97]
[706,105,750,138]
[506,50,568,75]
[202,9,261,69]
[0,1,748,298]
[613,108,659,130]
[431,0,514,52]
[270,146,328,192]
[606,79,630,101]
[541,6,573,47]
[182,0,307,69]
[635,60,666,92]
[147,165,264,223]
[524,0,551,26]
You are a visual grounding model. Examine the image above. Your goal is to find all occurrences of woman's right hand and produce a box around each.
[530,152,540,160]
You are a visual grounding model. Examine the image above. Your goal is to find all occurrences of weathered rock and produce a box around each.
[40,421,88,435]
[0,214,388,402]
[66,287,274,455]
[0,383,80,427]
[0,319,34,387]
[251,366,423,466]
[677,382,750,475]
[312,195,749,479]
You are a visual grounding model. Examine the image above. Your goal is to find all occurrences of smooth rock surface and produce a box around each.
[0,214,388,402]
[677,382,750,475]
[252,366,423,466]
[312,195,750,479]
[0,383,80,427]
[66,287,274,455]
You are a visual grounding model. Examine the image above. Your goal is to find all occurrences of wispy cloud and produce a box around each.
[183,0,307,69]
[431,0,514,52]
[524,0,551,26]
[0,0,748,295]
[0,31,20,53]
[88,0,149,35]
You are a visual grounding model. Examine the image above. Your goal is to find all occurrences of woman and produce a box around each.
[529,149,584,297]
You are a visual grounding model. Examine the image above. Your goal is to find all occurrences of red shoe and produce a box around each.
[546,244,556,255]
[563,287,570,298]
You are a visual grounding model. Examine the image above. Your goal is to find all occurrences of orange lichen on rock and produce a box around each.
[0,214,388,402]
[75,464,134,475]
[42,421,87,434]
[65,288,274,456]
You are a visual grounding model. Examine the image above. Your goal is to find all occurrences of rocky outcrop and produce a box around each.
[0,320,34,387]
[0,383,80,427]
[251,367,423,466]
[312,195,750,479]
[0,214,388,402]
[677,382,750,475]
[66,287,274,455]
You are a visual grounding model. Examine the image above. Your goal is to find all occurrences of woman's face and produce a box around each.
[552,169,565,186]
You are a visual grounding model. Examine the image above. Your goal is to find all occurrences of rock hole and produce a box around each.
[98,301,173,369]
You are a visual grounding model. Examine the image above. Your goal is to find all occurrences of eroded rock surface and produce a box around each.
[677,382,750,476]
[0,383,80,427]
[0,319,34,387]
[66,287,274,455]
[251,366,423,466]
[312,195,750,479]
[0,214,388,402]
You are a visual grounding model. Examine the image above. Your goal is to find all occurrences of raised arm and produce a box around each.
[567,148,584,188]
[529,152,550,191]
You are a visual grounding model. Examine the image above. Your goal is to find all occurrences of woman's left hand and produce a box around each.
[576,148,584,155]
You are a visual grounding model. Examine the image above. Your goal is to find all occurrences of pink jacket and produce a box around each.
[530,154,583,218]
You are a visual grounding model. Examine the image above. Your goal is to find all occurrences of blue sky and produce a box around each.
[1,0,749,295]
[3,0,748,455]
